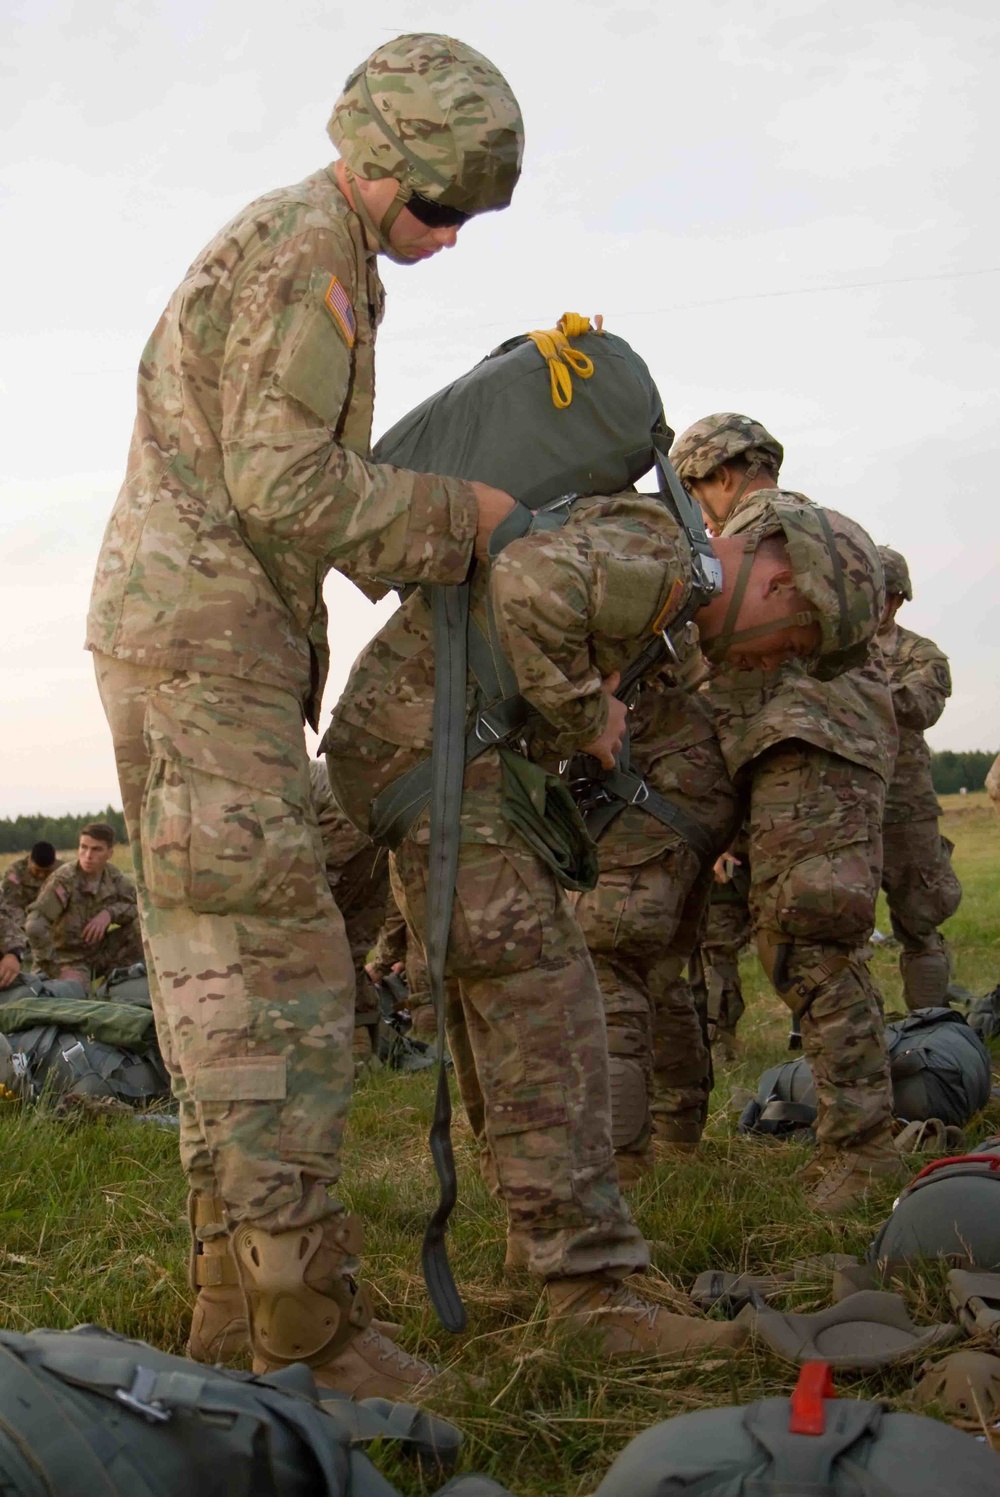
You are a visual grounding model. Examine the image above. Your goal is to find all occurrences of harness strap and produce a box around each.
[420,582,470,1333]
[583,766,720,863]
[0,1340,121,1497]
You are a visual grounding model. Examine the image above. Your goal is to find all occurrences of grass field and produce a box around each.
[0,795,997,1491]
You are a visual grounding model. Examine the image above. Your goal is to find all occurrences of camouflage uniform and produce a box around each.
[988,754,1000,817]
[673,419,897,1169]
[2,855,64,922]
[309,760,389,1050]
[699,828,752,1059]
[367,894,436,1041]
[324,491,713,1281]
[573,678,740,1165]
[877,607,961,1007]
[25,861,142,980]
[0,894,26,963]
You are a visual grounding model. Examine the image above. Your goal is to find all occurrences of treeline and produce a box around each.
[0,807,128,854]
[930,751,997,795]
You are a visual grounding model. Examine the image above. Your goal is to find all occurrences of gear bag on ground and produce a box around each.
[0,1324,512,1497]
[871,1154,1000,1269]
[592,1362,1000,1497]
[739,1007,991,1135]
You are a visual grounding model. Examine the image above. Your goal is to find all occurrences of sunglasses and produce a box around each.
[406,192,470,229]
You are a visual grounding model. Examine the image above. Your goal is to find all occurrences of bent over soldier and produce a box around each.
[86,33,524,1399]
[876,546,961,1007]
[324,469,883,1353]
[673,413,902,1214]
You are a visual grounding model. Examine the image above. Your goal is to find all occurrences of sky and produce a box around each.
[2,0,998,814]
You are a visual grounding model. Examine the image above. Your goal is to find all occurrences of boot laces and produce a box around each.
[361,1327,435,1376]
[604,1284,659,1330]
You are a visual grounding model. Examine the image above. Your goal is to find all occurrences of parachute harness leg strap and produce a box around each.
[420,581,470,1333]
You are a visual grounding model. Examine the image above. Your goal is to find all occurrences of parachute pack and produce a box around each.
[739,1007,992,1137]
[0,969,168,1107]
[870,1154,1000,1270]
[0,1324,510,1497]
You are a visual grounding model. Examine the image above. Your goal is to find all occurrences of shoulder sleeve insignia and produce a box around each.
[323,275,356,349]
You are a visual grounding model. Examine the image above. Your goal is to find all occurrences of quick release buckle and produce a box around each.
[116,1365,172,1424]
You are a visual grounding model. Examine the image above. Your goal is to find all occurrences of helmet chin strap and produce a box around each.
[345,168,415,266]
[700,535,814,664]
[694,459,762,534]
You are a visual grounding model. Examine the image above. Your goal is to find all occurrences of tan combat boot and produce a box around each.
[546,1275,748,1357]
[186,1190,248,1365]
[808,1136,908,1216]
[231,1212,443,1400]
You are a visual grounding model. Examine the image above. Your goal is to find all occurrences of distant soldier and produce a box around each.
[876,547,961,1007]
[0,892,26,991]
[25,823,142,981]
[986,754,1000,818]
[673,413,902,1213]
[3,843,63,922]
[699,835,752,1062]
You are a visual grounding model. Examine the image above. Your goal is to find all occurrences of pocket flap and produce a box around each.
[194,1056,287,1103]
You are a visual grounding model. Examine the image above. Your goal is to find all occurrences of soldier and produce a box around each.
[2,842,62,921]
[672,413,902,1213]
[24,823,142,982]
[988,754,1000,817]
[324,476,883,1351]
[86,34,524,1397]
[309,759,390,1061]
[0,893,26,991]
[876,547,962,1007]
[700,837,752,1062]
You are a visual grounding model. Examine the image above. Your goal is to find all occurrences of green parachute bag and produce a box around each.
[870,1154,1000,1270]
[0,1324,514,1497]
[592,1362,1000,1497]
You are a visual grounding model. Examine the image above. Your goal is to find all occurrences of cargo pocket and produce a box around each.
[770,833,877,944]
[448,844,547,979]
[142,757,323,919]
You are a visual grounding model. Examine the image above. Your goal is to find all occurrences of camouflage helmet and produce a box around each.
[878,544,913,601]
[670,412,784,483]
[328,34,524,217]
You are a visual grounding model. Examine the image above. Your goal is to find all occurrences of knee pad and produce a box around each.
[607,1056,649,1151]
[901,948,951,1009]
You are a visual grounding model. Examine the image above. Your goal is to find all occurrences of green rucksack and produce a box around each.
[592,1363,1000,1496]
[0,973,168,1106]
[740,1008,992,1136]
[0,1324,511,1497]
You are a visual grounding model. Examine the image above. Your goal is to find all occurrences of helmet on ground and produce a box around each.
[593,1364,1000,1497]
[670,413,784,483]
[878,545,913,601]
[328,33,524,218]
[870,1154,1000,1269]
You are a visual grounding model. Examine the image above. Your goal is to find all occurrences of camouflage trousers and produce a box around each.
[389,834,647,1281]
[93,654,355,1234]
[748,744,893,1152]
[882,819,962,1007]
[44,920,145,983]
[700,889,752,1054]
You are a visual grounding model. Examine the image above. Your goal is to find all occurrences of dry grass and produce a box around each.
[0,796,996,1491]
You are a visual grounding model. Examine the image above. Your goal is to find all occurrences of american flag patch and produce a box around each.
[323,275,356,348]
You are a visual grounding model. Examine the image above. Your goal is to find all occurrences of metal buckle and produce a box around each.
[474,711,503,744]
[115,1366,171,1424]
[659,629,681,667]
[629,779,650,807]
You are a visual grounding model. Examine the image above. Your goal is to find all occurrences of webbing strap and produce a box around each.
[743,1396,888,1493]
[0,1341,120,1497]
[816,506,851,649]
[588,767,720,863]
[420,583,469,1333]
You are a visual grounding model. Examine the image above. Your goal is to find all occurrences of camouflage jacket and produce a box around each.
[308,759,388,983]
[25,862,139,977]
[987,753,1000,817]
[704,487,897,782]
[87,167,477,729]
[323,491,696,843]
[878,621,950,824]
[0,893,25,957]
[2,854,64,918]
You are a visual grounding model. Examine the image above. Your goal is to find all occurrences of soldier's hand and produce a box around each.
[82,910,112,945]
[0,953,20,990]
[713,852,742,884]
[471,482,516,562]
[581,671,627,769]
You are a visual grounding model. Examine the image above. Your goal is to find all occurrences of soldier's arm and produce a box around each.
[24,878,65,976]
[221,227,477,589]
[489,530,609,754]
[890,641,951,731]
[104,870,139,927]
[367,895,408,980]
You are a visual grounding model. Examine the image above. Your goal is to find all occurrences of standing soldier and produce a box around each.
[86,33,524,1397]
[3,843,63,922]
[876,546,961,1006]
[24,824,142,981]
[988,754,1000,817]
[672,414,902,1213]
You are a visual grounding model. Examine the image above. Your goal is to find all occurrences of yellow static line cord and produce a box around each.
[525,312,604,409]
